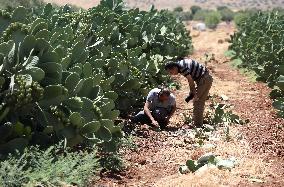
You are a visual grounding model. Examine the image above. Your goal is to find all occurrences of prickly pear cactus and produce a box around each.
[0,1,193,154]
[229,11,284,118]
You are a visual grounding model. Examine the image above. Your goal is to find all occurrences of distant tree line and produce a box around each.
[173,5,284,29]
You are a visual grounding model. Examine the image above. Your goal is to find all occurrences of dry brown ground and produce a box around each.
[43,0,100,9]
[93,22,284,187]
[44,0,284,10]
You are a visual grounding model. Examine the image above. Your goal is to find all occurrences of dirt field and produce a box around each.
[94,22,284,187]
[44,0,284,10]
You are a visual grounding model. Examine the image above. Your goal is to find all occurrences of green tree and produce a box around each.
[190,5,202,15]
[217,6,229,11]
[233,12,249,28]
[205,11,221,29]
[218,6,235,22]
[174,6,183,12]
[193,9,211,21]
[181,11,193,21]
[233,10,257,28]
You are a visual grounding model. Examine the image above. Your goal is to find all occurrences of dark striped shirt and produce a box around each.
[178,59,207,81]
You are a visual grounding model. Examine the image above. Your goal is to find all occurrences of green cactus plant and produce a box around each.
[0,10,12,34]
[0,2,193,154]
[229,11,284,117]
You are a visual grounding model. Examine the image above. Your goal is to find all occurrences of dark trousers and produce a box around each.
[131,108,170,129]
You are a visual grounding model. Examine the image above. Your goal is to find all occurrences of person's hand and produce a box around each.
[151,119,159,127]
[185,92,195,103]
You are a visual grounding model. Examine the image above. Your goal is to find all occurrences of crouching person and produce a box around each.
[131,88,176,129]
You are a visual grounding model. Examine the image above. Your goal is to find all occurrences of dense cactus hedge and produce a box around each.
[0,0,193,154]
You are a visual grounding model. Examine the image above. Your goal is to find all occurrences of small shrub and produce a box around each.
[193,9,211,21]
[233,11,253,28]
[99,153,125,172]
[190,5,202,15]
[218,39,224,44]
[183,113,192,124]
[217,6,229,11]
[205,95,247,126]
[205,11,222,29]
[218,7,235,22]
[174,6,183,12]
[0,144,99,187]
[181,11,193,21]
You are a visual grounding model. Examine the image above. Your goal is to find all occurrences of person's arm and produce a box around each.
[144,101,159,127]
[186,74,196,95]
[186,74,200,102]
[166,103,176,123]
[169,103,176,118]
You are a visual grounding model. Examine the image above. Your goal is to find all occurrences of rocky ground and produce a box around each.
[94,22,284,187]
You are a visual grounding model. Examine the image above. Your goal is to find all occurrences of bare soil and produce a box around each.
[93,22,284,187]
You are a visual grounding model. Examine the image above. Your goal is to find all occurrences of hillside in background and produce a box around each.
[43,0,284,10]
